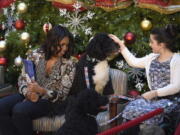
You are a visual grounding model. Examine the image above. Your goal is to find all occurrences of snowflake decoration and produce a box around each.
[116,60,124,69]
[135,82,144,91]
[128,68,145,83]
[3,3,17,35]
[59,2,95,36]
[116,59,146,88]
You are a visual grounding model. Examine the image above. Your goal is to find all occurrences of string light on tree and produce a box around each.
[14,56,22,66]
[17,2,27,14]
[141,18,152,31]
[0,40,6,52]
[43,23,52,34]
[20,32,30,43]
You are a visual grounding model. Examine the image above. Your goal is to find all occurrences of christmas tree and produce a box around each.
[0,0,179,93]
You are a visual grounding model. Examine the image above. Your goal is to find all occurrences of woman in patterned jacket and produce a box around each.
[110,24,180,135]
[0,25,76,135]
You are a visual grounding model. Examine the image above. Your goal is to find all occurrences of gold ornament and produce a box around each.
[14,56,22,66]
[141,19,152,31]
[0,40,6,52]
[20,32,30,43]
[17,2,27,14]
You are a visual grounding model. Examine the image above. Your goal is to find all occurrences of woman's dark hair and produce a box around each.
[150,24,180,52]
[41,25,74,60]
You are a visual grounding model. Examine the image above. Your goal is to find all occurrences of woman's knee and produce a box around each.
[12,102,29,116]
[0,102,7,115]
[0,94,23,115]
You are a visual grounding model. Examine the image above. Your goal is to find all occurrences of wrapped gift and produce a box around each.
[136,0,180,14]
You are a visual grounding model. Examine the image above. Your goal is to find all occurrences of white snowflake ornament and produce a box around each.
[59,2,94,36]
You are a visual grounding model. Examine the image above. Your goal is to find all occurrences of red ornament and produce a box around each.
[0,57,7,65]
[14,20,25,30]
[0,0,15,8]
[43,23,52,33]
[128,89,140,97]
[74,54,82,60]
[0,24,6,31]
[124,32,136,45]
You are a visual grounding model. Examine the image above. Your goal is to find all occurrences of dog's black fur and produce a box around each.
[69,33,119,96]
[55,89,109,135]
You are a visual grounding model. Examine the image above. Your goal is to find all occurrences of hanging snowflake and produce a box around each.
[3,3,17,35]
[116,60,124,69]
[135,82,144,91]
[127,68,145,83]
[59,2,95,36]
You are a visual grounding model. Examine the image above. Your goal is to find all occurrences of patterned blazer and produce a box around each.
[18,48,76,102]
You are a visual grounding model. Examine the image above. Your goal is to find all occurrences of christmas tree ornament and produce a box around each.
[0,23,6,31]
[0,57,7,65]
[58,2,94,35]
[74,54,81,60]
[0,40,6,52]
[20,32,30,43]
[141,18,152,31]
[17,2,27,14]
[14,56,22,66]
[128,89,140,97]
[0,0,15,8]
[0,36,5,41]
[124,32,136,44]
[15,20,26,30]
[43,23,52,33]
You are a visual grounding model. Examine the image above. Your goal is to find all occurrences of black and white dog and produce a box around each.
[69,33,119,95]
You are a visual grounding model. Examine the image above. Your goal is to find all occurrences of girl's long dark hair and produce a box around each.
[41,25,74,60]
[151,24,180,52]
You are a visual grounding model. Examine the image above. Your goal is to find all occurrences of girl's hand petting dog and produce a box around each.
[109,34,126,52]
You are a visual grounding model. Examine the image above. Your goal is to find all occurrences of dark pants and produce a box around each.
[0,93,52,135]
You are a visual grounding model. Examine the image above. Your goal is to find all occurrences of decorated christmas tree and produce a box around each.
[0,0,179,93]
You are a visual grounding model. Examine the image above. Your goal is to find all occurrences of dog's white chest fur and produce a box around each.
[93,60,109,94]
